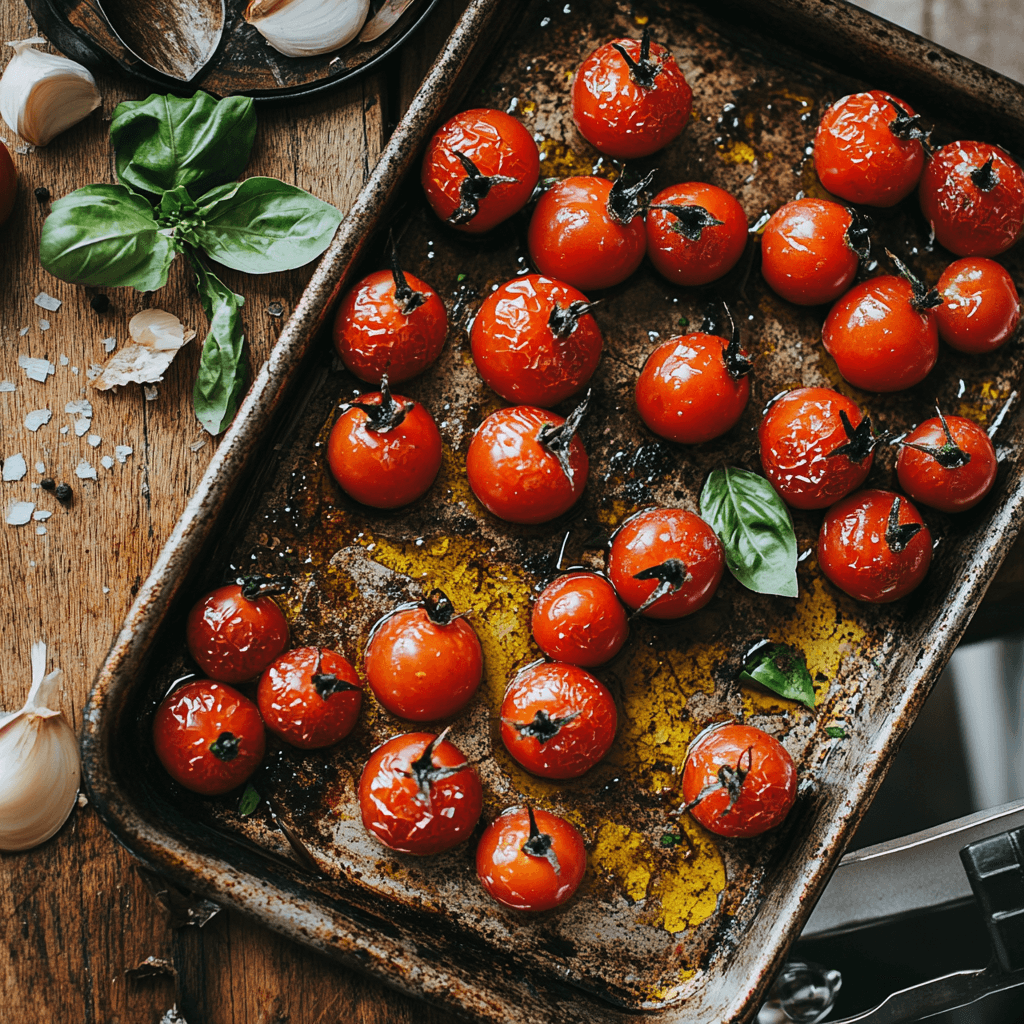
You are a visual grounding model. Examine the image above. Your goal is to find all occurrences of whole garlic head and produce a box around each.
[244,0,371,58]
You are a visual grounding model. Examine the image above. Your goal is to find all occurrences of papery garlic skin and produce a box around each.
[0,38,102,147]
[0,642,80,851]
[245,0,371,58]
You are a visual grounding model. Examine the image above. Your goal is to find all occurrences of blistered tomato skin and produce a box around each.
[153,680,266,796]
[500,662,617,779]
[470,275,603,407]
[896,415,998,513]
[358,732,483,855]
[935,257,1021,353]
[531,572,628,667]
[919,141,1024,257]
[421,108,540,233]
[0,141,16,226]
[760,199,862,306]
[476,807,587,911]
[813,90,925,207]
[607,508,725,619]
[822,276,939,392]
[681,723,797,838]
[759,388,874,510]
[819,489,932,603]
[185,584,289,684]
[332,269,448,385]
[256,647,362,750]
[645,182,747,287]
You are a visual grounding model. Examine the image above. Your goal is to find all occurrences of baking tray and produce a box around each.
[81,1,1024,1021]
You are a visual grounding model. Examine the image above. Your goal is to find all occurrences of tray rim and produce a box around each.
[79,1,1024,1021]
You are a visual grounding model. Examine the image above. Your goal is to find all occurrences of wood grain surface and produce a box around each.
[0,0,1019,1022]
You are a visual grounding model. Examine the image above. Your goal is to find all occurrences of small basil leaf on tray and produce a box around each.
[111,92,257,199]
[825,726,847,739]
[39,184,176,292]
[192,177,343,274]
[739,643,816,709]
[238,783,261,817]
[700,466,799,598]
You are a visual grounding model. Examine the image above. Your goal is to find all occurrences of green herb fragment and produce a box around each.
[660,833,684,847]
[238,783,260,817]
[457,273,467,282]
[825,726,847,739]
[739,643,816,709]
[677,315,689,328]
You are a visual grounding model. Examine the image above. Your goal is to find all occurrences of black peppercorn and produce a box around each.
[90,294,110,314]
[55,483,73,505]
[34,186,50,203]
[40,477,55,491]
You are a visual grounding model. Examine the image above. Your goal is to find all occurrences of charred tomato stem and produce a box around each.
[388,245,427,316]
[448,149,518,226]
[548,299,600,339]
[312,648,360,699]
[502,708,582,745]
[209,731,240,761]
[537,388,591,486]
[886,248,943,313]
[702,299,751,380]
[828,409,885,464]
[649,203,724,241]
[887,99,930,143]
[405,726,471,805]
[235,573,292,601]
[971,155,998,192]
[424,588,460,626]
[885,495,923,553]
[678,745,754,818]
[606,168,656,224]
[844,208,872,261]
[521,806,561,874]
[899,402,972,469]
[346,375,415,434]
[632,558,691,615]
[610,26,662,90]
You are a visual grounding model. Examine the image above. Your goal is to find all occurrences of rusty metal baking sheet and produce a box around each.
[82,1,1024,1022]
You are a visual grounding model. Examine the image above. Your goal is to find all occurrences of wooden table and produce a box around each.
[0,1,1020,1022]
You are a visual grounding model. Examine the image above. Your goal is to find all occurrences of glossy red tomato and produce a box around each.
[185,580,290,684]
[327,382,442,509]
[153,680,266,796]
[531,572,628,667]
[500,661,617,779]
[919,141,1024,257]
[421,108,539,233]
[758,387,878,510]
[358,731,482,855]
[364,590,483,721]
[896,410,997,513]
[645,182,748,287]
[813,90,926,207]
[476,807,587,911]
[256,647,362,750]
[760,198,868,306]
[934,257,1021,353]
[528,174,650,291]
[0,141,16,226]
[681,723,796,838]
[332,258,448,385]
[470,275,602,407]
[607,507,725,619]
[466,402,588,524]
[571,28,692,159]
[819,489,932,603]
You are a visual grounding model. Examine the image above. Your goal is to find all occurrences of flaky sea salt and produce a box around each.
[101,337,116,353]
[24,409,51,431]
[32,509,51,521]
[19,355,55,382]
[38,319,50,331]
[6,501,34,525]
[34,292,62,312]
[74,418,90,437]
[0,381,16,392]
[114,445,133,464]
[34,462,44,474]
[87,434,101,448]
[66,399,93,418]
[71,366,79,376]
[59,355,69,366]
[3,453,27,481]
[189,439,207,453]
[18,326,29,337]
[35,525,46,535]
[100,455,114,470]
[86,364,104,380]
[60,426,69,435]
[144,386,158,401]
[75,459,98,481]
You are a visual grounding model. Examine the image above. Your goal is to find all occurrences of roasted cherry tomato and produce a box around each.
[358,731,482,855]
[421,108,539,233]
[528,174,650,291]
[607,507,725,619]
[635,306,751,444]
[153,680,266,796]
[758,387,879,510]
[819,489,932,603]
[466,399,589,525]
[896,407,997,513]
[476,806,587,911]
[571,27,692,159]
[332,255,448,385]
[934,257,1021,353]
[919,141,1024,257]
[0,141,16,226]
[645,182,748,287]
[760,198,869,306]
[470,274,602,407]
[185,579,290,684]
[531,572,628,667]
[364,590,483,721]
[256,646,362,750]
[813,90,926,207]
[326,380,442,509]
[500,661,617,779]
[822,258,941,392]
[681,723,797,838]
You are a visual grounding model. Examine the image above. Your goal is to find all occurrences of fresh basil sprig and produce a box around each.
[739,642,816,709]
[700,466,799,598]
[39,91,342,435]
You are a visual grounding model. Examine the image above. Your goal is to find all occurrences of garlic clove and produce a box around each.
[358,0,415,43]
[244,0,371,58]
[0,38,102,147]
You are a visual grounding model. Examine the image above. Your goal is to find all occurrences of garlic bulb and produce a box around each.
[0,38,101,147]
[245,0,371,58]
[0,642,80,851]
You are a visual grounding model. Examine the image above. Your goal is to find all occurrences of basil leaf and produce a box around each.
[192,177,342,274]
[111,92,257,199]
[238,783,260,817]
[739,643,816,709]
[39,184,176,292]
[189,255,247,435]
[825,726,847,739]
[700,466,799,598]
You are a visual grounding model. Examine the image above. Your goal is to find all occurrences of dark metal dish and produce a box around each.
[81,1,1024,1021]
